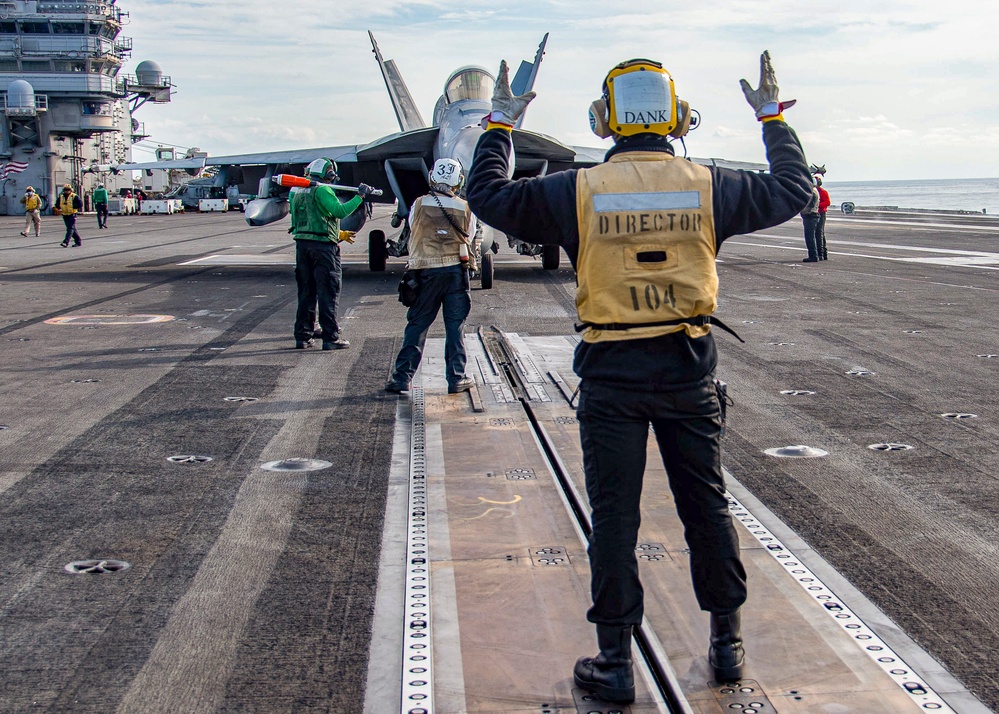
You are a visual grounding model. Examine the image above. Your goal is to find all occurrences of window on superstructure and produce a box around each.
[0,59,18,71]
[55,61,87,73]
[53,23,85,35]
[19,22,51,34]
[82,102,110,115]
[87,22,102,36]
[99,25,115,39]
[22,61,51,72]
[0,21,16,34]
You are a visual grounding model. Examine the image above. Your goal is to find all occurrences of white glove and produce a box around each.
[739,51,796,120]
[483,60,536,128]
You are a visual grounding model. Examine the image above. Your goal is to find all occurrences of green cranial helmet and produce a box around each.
[306,157,338,182]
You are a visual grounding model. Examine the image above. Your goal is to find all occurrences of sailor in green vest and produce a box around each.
[93,184,109,229]
[290,157,375,350]
[467,52,812,702]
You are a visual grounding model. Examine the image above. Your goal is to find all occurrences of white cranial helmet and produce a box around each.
[429,158,463,189]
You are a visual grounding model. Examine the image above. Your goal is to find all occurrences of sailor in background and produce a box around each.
[19,186,41,237]
[56,183,83,247]
[466,52,811,702]
[815,175,831,260]
[385,158,477,395]
[800,180,821,262]
[93,183,109,230]
[289,157,375,350]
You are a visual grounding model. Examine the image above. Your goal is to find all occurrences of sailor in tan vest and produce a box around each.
[385,158,477,394]
[19,186,41,237]
[467,53,812,701]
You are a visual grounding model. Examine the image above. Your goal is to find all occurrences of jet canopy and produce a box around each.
[444,66,495,104]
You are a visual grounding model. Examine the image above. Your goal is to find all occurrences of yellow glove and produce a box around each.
[338,230,356,244]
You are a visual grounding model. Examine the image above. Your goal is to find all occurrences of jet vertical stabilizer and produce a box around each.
[510,33,548,129]
[369,31,427,132]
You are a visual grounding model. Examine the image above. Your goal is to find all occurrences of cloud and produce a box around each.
[122,0,999,180]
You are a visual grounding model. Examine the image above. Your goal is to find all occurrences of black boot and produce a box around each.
[709,610,745,682]
[573,625,635,703]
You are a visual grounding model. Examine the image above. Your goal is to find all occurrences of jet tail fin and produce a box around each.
[510,33,549,129]
[369,31,427,132]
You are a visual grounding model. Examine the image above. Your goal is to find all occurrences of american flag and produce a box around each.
[0,161,29,180]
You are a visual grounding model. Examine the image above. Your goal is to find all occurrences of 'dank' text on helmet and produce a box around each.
[622,109,673,124]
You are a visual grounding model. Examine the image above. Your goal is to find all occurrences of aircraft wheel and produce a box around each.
[542,244,561,270]
[480,252,494,289]
[369,229,387,271]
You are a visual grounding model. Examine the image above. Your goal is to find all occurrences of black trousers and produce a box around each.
[577,378,747,627]
[816,212,828,258]
[801,213,820,259]
[390,265,471,388]
[293,240,341,342]
[95,203,109,228]
[61,215,81,245]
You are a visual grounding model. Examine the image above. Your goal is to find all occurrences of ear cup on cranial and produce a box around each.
[588,99,612,139]
[669,99,692,138]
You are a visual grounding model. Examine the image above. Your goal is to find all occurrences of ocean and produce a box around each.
[823,177,999,216]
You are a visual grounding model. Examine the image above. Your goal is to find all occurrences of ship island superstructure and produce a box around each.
[0,0,171,214]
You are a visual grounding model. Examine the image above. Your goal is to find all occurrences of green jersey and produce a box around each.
[290,184,362,243]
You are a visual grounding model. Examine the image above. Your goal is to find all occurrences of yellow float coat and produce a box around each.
[575,152,718,343]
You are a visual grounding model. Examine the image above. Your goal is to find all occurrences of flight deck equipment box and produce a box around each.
[141,200,175,215]
[109,197,138,215]
[199,198,228,212]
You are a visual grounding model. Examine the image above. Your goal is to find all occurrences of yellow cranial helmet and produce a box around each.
[588,59,692,140]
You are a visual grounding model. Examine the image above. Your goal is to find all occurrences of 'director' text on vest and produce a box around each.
[575,153,719,343]
[597,210,703,236]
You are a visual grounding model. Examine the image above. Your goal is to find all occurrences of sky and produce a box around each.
[120,1,999,182]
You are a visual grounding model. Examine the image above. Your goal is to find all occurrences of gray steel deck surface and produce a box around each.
[0,206,995,712]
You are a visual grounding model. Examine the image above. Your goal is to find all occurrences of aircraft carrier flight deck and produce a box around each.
[0,207,997,713]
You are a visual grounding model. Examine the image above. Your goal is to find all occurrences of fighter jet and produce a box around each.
[115,33,766,288]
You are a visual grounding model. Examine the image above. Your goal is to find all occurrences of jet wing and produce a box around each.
[690,157,768,172]
[114,158,207,171]
[205,146,359,166]
[568,144,606,167]
[356,127,438,162]
[567,144,768,173]
[509,130,605,174]
[116,147,363,173]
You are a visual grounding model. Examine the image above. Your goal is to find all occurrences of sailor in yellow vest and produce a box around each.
[19,186,41,237]
[467,53,812,701]
[56,183,83,247]
[384,158,477,394]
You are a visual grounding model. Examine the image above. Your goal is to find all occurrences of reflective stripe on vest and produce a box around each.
[575,152,718,343]
[407,193,472,269]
